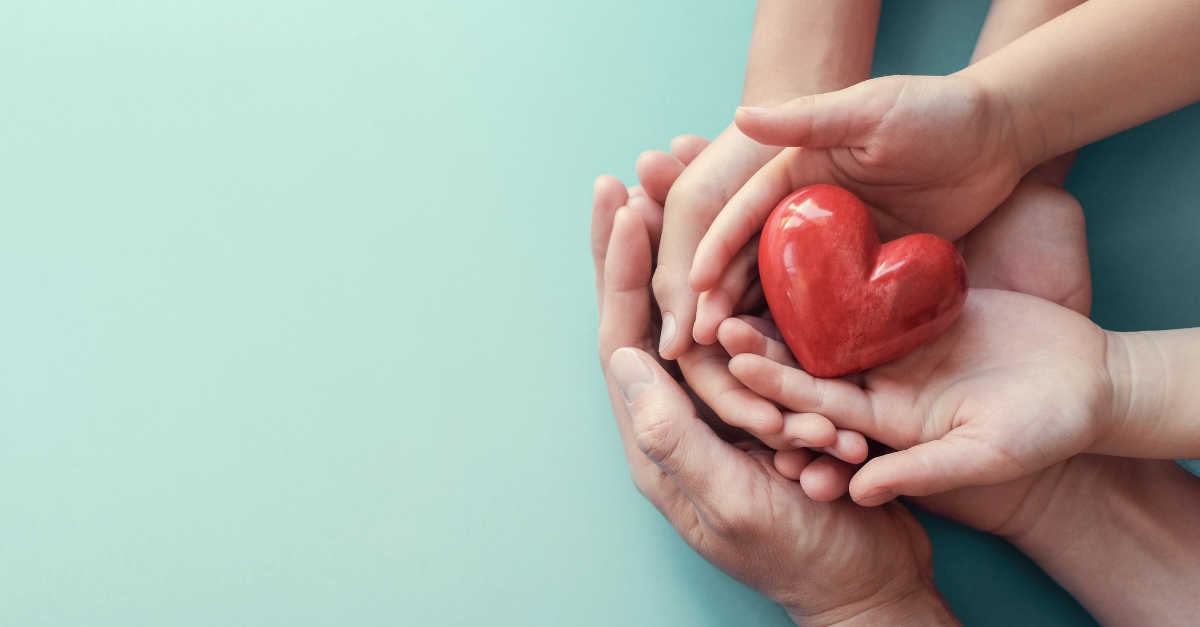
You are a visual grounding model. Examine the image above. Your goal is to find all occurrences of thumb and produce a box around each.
[610,347,750,502]
[734,77,899,149]
[848,434,1032,507]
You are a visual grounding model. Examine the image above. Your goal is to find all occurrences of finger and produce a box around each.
[600,216,684,508]
[727,353,874,430]
[773,448,814,481]
[628,185,646,198]
[655,126,781,361]
[694,236,759,345]
[670,134,711,165]
[689,152,794,294]
[798,454,855,502]
[821,429,869,465]
[599,208,654,364]
[716,317,797,367]
[636,150,686,205]
[678,343,783,435]
[779,412,837,449]
[734,78,896,148]
[626,195,665,253]
[614,347,759,507]
[849,433,1033,507]
[591,175,629,311]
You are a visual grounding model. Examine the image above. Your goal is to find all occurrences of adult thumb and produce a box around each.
[734,77,897,149]
[610,347,747,501]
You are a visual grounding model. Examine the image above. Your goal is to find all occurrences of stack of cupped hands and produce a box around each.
[591,1,1200,625]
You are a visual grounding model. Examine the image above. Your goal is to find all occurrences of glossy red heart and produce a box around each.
[758,184,968,378]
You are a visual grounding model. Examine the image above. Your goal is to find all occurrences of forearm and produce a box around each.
[958,0,1200,170]
[1009,456,1200,626]
[1101,328,1200,459]
[971,0,1085,63]
[743,0,879,106]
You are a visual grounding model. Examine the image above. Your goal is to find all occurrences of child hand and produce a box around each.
[690,74,1028,295]
[648,124,784,361]
[723,288,1117,506]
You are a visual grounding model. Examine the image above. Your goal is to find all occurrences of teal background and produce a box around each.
[1,0,1195,624]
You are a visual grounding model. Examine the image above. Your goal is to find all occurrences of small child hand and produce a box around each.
[724,288,1117,506]
[691,74,1027,296]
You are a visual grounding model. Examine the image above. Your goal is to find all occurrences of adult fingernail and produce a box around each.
[737,106,771,116]
[658,313,677,353]
[611,348,654,404]
[854,486,894,507]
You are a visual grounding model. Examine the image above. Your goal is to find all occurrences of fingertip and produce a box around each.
[848,462,897,507]
[595,174,625,195]
[824,429,869,465]
[773,448,811,481]
[783,412,837,449]
[799,456,853,502]
[612,205,645,232]
[627,185,646,198]
[734,107,773,144]
[852,487,897,508]
[715,317,752,356]
[656,314,700,362]
[669,134,710,165]
[635,150,685,205]
[693,290,731,346]
[726,352,757,379]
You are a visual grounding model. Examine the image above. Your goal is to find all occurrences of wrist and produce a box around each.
[1094,330,1166,457]
[954,65,1050,176]
[787,580,959,627]
[1004,456,1200,625]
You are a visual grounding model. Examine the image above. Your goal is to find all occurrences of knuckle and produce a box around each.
[633,404,677,465]
[651,265,680,301]
[811,379,829,412]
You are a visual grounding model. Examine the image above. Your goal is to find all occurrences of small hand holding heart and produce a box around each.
[759,185,968,378]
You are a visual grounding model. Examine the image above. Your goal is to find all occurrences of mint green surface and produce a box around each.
[3,0,1194,624]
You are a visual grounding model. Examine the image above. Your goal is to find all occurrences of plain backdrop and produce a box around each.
[2,0,1199,625]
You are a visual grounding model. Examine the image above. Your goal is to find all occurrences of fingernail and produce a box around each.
[737,106,771,116]
[658,313,677,353]
[791,438,812,449]
[611,348,654,404]
[854,486,894,507]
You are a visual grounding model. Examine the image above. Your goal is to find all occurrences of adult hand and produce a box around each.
[592,174,959,626]
[960,154,1090,314]
[629,140,869,500]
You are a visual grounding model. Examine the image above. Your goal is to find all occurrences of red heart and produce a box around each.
[758,185,968,378]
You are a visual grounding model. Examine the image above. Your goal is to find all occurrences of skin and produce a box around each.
[654,0,881,362]
[724,290,1200,503]
[649,0,1091,484]
[592,177,961,627]
[719,313,1200,625]
[593,1,1200,624]
[630,142,869,502]
[692,0,1200,296]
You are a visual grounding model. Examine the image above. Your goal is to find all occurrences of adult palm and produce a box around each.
[591,176,952,625]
